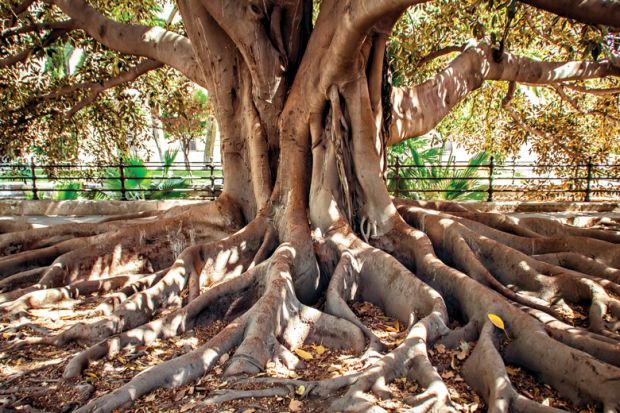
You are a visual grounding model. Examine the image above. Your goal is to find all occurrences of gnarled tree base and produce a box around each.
[1,199,619,413]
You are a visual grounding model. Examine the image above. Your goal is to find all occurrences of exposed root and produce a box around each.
[397,204,620,338]
[383,219,620,411]
[75,317,248,413]
[462,323,565,413]
[63,263,264,378]
[2,198,619,413]
[0,274,137,314]
[19,220,268,347]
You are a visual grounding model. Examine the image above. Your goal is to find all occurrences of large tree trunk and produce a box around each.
[1,1,620,412]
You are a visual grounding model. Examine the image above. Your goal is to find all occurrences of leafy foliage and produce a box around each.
[387,1,619,166]
[387,138,490,200]
[90,149,190,200]
[0,0,618,168]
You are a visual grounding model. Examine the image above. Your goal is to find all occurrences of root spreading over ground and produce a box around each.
[1,198,619,413]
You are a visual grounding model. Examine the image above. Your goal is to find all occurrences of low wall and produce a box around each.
[0,199,618,216]
[0,200,205,216]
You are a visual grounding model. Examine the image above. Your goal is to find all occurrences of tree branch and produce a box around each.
[45,0,205,86]
[0,28,71,68]
[518,0,620,29]
[551,84,620,122]
[1,19,75,38]
[417,45,463,67]
[66,59,163,117]
[501,82,563,145]
[562,83,620,95]
[350,0,430,33]
[389,41,620,144]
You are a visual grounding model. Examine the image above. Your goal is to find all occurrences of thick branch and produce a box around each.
[350,0,430,33]
[46,0,204,85]
[518,0,620,28]
[200,0,284,102]
[389,41,620,144]
[66,59,163,117]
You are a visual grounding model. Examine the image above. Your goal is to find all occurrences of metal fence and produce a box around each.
[0,159,223,201]
[0,157,619,202]
[386,156,620,202]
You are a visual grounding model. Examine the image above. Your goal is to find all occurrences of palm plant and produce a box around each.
[387,137,490,201]
[91,149,190,200]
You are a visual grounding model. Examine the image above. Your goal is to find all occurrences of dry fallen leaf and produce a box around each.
[294,348,313,361]
[175,388,187,401]
[311,344,327,355]
[441,370,455,379]
[289,399,303,412]
[180,401,197,412]
[295,385,305,396]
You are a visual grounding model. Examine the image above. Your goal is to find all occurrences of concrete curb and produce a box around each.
[0,200,206,216]
[0,199,619,216]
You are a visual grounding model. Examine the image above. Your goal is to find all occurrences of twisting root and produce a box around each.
[398,204,620,338]
[463,322,565,413]
[323,230,453,412]
[75,317,248,413]
[63,264,265,378]
[382,217,620,411]
[4,218,269,348]
[0,272,148,313]
[224,243,365,376]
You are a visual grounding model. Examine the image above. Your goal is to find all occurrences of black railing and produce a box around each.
[0,158,618,202]
[0,160,223,201]
[386,156,620,202]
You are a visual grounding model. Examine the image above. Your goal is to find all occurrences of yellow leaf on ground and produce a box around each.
[487,313,505,330]
[289,399,303,412]
[295,385,305,396]
[294,348,313,361]
[311,344,326,355]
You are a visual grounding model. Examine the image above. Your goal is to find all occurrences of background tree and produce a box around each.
[1,1,620,413]
[160,87,211,172]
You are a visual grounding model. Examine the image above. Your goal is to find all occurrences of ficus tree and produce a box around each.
[1,1,620,412]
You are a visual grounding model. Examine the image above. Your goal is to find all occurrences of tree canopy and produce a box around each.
[1,0,618,164]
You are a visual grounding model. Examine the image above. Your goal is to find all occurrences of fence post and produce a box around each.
[394,157,401,198]
[584,156,593,202]
[119,157,127,201]
[208,158,215,197]
[30,157,38,200]
[487,156,494,202]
